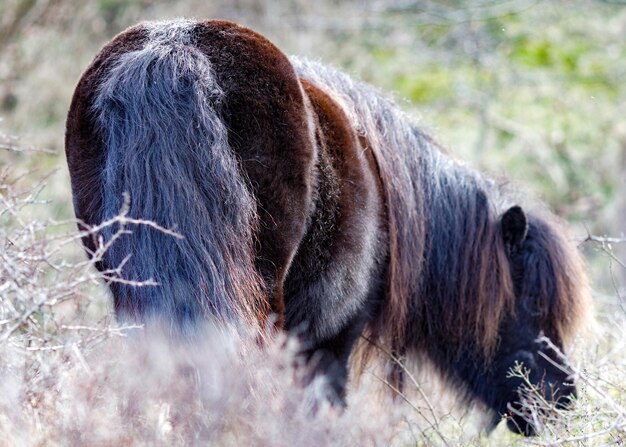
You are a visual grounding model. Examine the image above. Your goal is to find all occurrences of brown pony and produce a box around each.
[65,19,590,435]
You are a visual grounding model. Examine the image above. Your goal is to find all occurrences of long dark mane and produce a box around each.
[291,58,590,372]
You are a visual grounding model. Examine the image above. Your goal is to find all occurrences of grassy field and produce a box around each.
[1,0,625,445]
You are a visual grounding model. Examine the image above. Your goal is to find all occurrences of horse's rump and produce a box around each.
[66,20,323,331]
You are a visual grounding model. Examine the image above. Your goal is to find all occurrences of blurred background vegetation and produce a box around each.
[1,0,625,443]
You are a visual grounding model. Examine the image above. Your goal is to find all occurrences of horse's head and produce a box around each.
[475,205,586,435]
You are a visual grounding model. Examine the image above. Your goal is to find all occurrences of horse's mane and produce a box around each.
[291,57,590,366]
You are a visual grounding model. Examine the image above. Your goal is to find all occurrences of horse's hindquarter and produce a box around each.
[283,79,388,351]
[67,20,320,325]
[66,17,387,354]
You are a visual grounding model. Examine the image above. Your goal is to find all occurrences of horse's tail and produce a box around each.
[92,23,268,334]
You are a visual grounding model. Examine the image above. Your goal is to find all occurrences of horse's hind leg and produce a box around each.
[283,81,388,403]
[195,28,387,399]
[192,23,387,397]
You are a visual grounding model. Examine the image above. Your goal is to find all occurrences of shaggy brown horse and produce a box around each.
[65,19,590,435]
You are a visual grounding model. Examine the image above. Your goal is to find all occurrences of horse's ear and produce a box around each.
[501,205,528,249]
